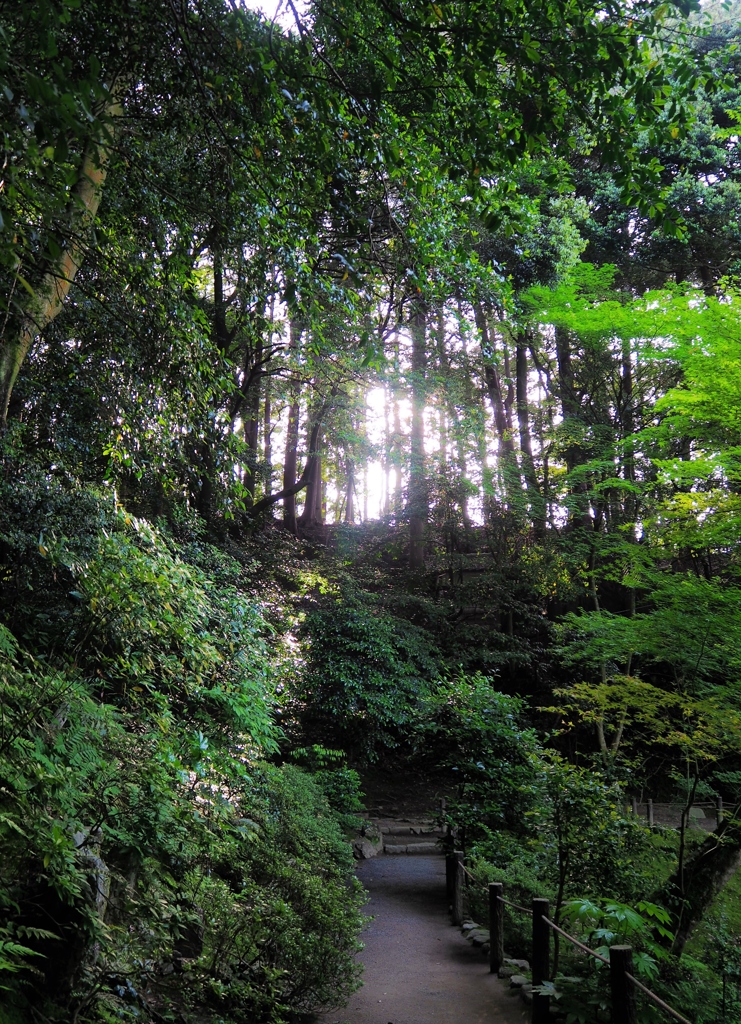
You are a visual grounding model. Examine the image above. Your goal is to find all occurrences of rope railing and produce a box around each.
[446,853,693,1024]
[540,914,609,965]
[460,862,477,883]
[626,972,693,1024]
[498,894,533,916]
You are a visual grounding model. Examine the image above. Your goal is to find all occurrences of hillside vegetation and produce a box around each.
[2,0,741,1021]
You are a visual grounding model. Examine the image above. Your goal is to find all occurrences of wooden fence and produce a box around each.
[629,799,723,832]
[447,855,693,1024]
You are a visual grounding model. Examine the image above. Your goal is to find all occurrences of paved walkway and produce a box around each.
[317,854,528,1024]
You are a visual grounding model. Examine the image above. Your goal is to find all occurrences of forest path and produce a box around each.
[317,853,528,1024]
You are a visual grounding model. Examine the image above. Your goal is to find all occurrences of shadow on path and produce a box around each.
[317,855,528,1024]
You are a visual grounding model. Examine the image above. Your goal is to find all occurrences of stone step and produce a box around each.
[368,818,443,835]
[383,840,442,855]
[381,825,444,836]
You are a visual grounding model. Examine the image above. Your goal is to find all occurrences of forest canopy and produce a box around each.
[2,0,741,1021]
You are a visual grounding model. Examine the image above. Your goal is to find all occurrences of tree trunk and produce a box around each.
[516,337,545,534]
[474,303,521,508]
[383,386,391,519]
[657,819,741,956]
[298,439,322,528]
[621,337,636,522]
[408,303,428,568]
[314,452,324,524]
[502,332,515,437]
[213,250,229,352]
[345,458,355,523]
[555,325,591,529]
[283,398,300,532]
[0,86,125,428]
[283,321,302,532]
[243,335,262,506]
[362,397,368,522]
[263,376,272,498]
[393,369,403,521]
[298,392,332,529]
[436,307,448,472]
[254,400,331,516]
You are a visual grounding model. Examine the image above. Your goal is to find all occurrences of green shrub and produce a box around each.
[293,601,440,757]
[0,494,365,1023]
[418,671,541,839]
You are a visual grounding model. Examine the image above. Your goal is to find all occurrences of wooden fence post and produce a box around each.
[489,882,504,973]
[444,822,455,903]
[445,849,455,903]
[532,898,550,1024]
[452,852,464,926]
[610,945,637,1024]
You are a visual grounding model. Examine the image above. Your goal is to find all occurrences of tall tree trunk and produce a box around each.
[243,336,262,506]
[474,303,521,507]
[657,819,741,956]
[299,446,321,528]
[454,320,474,538]
[393,364,403,521]
[253,403,331,516]
[362,396,369,522]
[408,303,428,568]
[516,337,545,534]
[449,405,473,536]
[195,436,215,525]
[263,376,272,498]
[345,458,355,524]
[283,321,302,532]
[383,386,391,519]
[502,333,515,437]
[621,337,636,521]
[313,452,324,524]
[213,251,229,351]
[436,308,449,474]
[298,398,327,529]
[0,85,125,428]
[555,325,591,529]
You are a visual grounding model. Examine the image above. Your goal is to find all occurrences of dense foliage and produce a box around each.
[3,0,741,1020]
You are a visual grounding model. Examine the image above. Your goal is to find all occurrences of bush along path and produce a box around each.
[318,817,528,1024]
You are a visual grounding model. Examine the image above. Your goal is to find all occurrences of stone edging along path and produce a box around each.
[459,917,535,1008]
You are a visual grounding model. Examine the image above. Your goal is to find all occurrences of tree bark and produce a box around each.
[295,385,338,528]
[314,452,324,523]
[657,819,741,956]
[383,386,391,519]
[0,85,125,428]
[282,321,302,532]
[345,458,355,524]
[242,334,262,505]
[516,337,545,534]
[474,303,521,507]
[408,303,428,568]
[555,325,591,529]
[254,404,329,516]
[392,349,403,521]
[263,375,272,498]
[298,413,324,528]
[621,337,636,522]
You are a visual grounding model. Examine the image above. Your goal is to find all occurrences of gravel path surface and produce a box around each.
[317,855,528,1024]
